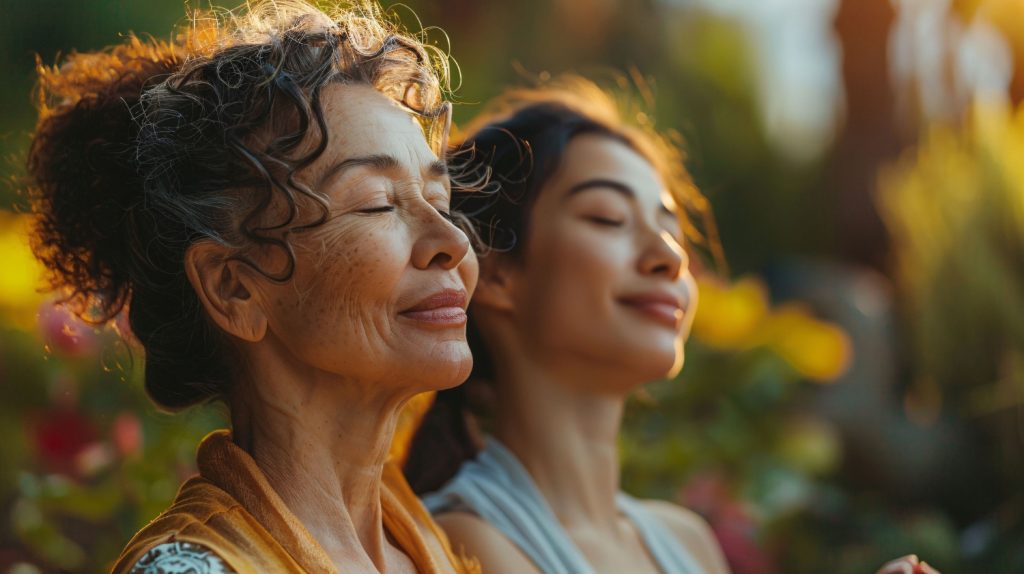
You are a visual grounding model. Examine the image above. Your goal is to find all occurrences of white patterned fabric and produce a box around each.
[130,541,235,574]
[422,438,705,574]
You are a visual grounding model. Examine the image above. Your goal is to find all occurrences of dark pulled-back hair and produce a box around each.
[27,1,452,411]
[405,75,721,495]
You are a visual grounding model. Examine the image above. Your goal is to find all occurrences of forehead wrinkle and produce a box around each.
[303,89,448,221]
[392,161,452,198]
[323,144,442,190]
[312,84,429,181]
[315,154,398,194]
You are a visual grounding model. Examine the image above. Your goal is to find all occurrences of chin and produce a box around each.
[415,344,473,391]
[629,346,681,382]
[666,350,686,379]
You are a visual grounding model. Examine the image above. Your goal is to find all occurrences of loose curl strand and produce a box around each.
[27,0,456,410]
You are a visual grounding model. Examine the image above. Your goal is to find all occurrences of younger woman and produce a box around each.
[405,77,938,574]
[406,77,728,574]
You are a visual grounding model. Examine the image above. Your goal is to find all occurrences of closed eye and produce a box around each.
[360,206,395,214]
[587,215,624,227]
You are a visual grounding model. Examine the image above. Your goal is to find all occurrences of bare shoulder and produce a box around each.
[638,499,732,574]
[434,511,541,574]
[638,499,714,541]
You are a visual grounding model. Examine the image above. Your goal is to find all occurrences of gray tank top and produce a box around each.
[422,439,705,574]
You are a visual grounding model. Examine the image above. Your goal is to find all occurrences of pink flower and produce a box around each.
[680,470,730,516]
[112,412,143,456]
[679,472,777,574]
[37,301,97,357]
[711,502,776,574]
[75,442,115,477]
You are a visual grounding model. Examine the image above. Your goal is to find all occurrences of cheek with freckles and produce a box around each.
[261,217,407,381]
[256,212,475,391]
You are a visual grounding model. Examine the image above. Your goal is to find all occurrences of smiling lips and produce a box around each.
[617,292,685,329]
[401,288,682,329]
[399,288,468,327]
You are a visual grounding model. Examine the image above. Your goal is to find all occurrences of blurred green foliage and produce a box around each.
[0,1,1021,573]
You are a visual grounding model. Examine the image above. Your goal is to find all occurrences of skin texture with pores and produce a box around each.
[184,84,478,573]
[437,133,728,574]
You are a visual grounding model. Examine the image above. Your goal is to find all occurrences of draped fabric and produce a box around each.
[112,430,478,574]
[422,438,704,574]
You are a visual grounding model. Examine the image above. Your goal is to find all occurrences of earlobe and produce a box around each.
[184,241,268,343]
[471,256,518,313]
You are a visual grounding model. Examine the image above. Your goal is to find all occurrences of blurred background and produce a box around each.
[0,0,1022,572]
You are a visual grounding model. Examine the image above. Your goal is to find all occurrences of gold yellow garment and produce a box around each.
[111,430,478,573]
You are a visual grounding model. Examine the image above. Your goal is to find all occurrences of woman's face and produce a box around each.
[509,133,697,387]
[252,84,478,394]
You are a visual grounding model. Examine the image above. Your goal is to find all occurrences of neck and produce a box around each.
[491,354,634,532]
[230,347,409,572]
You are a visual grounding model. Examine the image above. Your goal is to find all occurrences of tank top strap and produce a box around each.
[423,439,595,574]
[423,438,707,574]
[616,492,705,574]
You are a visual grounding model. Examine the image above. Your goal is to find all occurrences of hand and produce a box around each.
[875,555,940,574]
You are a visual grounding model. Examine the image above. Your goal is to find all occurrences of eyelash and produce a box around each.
[587,216,624,227]
[359,205,454,222]
[360,206,395,214]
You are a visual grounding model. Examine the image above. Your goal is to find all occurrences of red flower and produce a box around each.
[30,407,97,476]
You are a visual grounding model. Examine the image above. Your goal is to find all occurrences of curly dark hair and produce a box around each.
[27,0,453,411]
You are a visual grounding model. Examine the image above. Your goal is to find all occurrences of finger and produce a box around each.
[916,561,941,574]
[876,562,914,574]
[879,555,918,571]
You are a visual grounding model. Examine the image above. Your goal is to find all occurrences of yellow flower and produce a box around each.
[0,212,47,328]
[762,304,852,383]
[692,275,852,382]
[775,416,841,475]
[691,276,769,349]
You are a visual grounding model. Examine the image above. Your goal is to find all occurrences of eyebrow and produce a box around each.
[566,178,676,218]
[317,154,448,189]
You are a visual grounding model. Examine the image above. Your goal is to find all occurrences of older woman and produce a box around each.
[404,78,938,574]
[27,2,478,572]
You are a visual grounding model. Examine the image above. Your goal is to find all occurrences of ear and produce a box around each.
[471,253,519,314]
[184,241,268,343]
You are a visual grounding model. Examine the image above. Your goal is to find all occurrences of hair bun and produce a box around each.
[28,36,182,322]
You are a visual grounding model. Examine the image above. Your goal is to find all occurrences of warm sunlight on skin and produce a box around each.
[442,133,726,574]
[438,131,933,574]
[184,84,477,574]
[486,133,698,393]
[479,133,696,392]
[193,84,479,395]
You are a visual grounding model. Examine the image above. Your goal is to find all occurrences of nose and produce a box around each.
[638,228,686,280]
[410,204,471,271]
